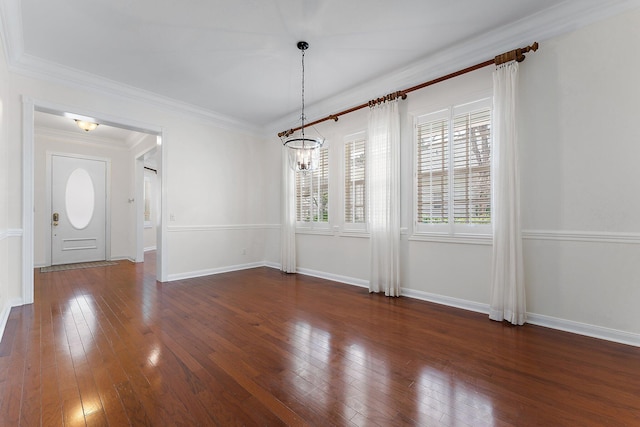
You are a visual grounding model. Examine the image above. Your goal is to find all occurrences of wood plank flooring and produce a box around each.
[0,252,639,426]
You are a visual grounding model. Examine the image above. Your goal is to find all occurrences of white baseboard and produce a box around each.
[401,288,491,315]
[296,267,369,288]
[0,298,24,343]
[290,267,640,347]
[264,261,282,270]
[144,246,157,252]
[167,261,267,281]
[526,313,640,347]
[55,253,636,348]
[110,256,136,263]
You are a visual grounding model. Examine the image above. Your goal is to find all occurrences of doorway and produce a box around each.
[22,98,167,305]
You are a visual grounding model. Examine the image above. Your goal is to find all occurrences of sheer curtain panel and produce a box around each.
[489,62,526,325]
[367,101,401,296]
[281,146,297,273]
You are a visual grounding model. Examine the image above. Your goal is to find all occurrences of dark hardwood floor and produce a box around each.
[0,252,638,426]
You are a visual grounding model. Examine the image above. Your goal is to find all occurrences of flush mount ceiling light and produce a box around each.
[74,119,99,132]
[280,41,324,172]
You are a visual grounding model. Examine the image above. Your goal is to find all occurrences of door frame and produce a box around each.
[45,152,112,267]
[134,145,158,263]
[22,96,169,305]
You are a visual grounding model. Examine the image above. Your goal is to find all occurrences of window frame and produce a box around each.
[295,144,331,232]
[412,97,493,242]
[343,131,367,233]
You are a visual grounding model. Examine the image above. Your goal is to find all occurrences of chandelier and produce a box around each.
[281,41,324,172]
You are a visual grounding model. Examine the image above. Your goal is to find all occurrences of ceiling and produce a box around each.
[34,111,152,149]
[3,0,637,134]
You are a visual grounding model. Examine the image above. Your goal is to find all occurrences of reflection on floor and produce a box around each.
[0,250,638,425]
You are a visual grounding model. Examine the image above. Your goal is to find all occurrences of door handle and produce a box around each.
[52,212,59,226]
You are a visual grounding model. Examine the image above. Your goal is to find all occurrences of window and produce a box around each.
[344,132,366,228]
[415,98,491,234]
[296,146,329,226]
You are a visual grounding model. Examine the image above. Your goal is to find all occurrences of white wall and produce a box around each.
[165,124,281,278]
[293,10,640,344]
[517,9,640,338]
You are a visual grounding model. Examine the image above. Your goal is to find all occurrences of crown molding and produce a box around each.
[3,0,639,139]
[267,0,640,135]
[0,0,23,64]
[11,53,266,137]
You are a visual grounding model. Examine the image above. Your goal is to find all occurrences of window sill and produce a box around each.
[409,232,492,245]
[340,231,370,239]
[296,228,333,236]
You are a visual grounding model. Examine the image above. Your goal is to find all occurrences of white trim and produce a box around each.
[0,229,22,240]
[401,288,491,314]
[0,0,23,64]
[23,97,35,305]
[2,0,638,138]
[339,231,371,239]
[0,298,24,343]
[144,246,157,252]
[264,261,281,270]
[167,224,281,233]
[110,256,136,263]
[9,53,264,136]
[269,1,640,135]
[409,233,492,245]
[402,287,640,347]
[167,261,268,282]
[527,313,640,348]
[157,134,168,282]
[286,266,640,347]
[295,228,334,237]
[295,267,369,289]
[522,229,640,244]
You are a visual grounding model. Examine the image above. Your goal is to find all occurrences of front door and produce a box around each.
[51,155,107,265]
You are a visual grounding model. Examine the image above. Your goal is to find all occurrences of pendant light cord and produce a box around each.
[301,47,306,141]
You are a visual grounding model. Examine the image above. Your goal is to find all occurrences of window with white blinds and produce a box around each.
[296,146,329,224]
[344,132,366,226]
[415,98,492,233]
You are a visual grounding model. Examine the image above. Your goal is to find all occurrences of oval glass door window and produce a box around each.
[65,168,95,229]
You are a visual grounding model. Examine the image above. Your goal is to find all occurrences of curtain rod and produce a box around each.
[278,42,538,138]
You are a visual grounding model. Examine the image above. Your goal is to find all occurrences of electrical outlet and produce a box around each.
[169,214,175,221]
[241,248,246,255]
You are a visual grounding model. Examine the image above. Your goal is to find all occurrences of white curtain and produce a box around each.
[281,146,296,273]
[367,100,401,296]
[489,61,526,325]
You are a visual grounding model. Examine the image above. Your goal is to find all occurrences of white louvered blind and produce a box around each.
[416,99,492,230]
[345,135,366,224]
[453,108,491,224]
[416,116,449,224]
[296,147,329,223]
